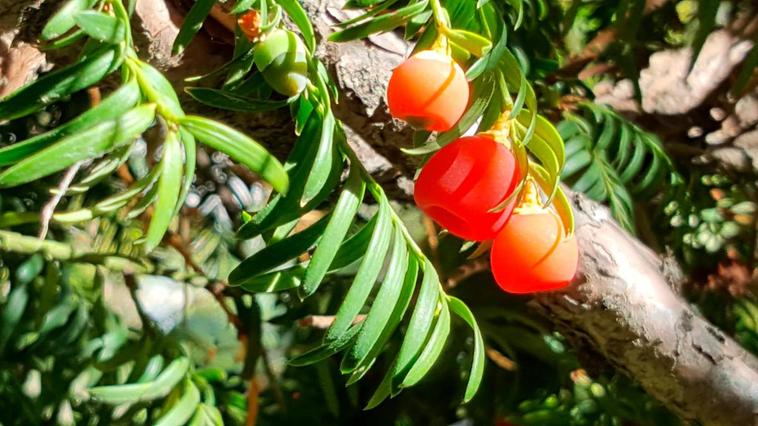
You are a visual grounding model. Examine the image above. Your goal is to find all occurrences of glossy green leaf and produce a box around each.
[467,21,507,80]
[301,164,365,297]
[181,115,289,194]
[155,380,200,426]
[229,214,329,285]
[55,164,161,222]
[276,0,316,52]
[337,0,401,28]
[325,204,392,343]
[41,0,98,40]
[401,142,442,156]
[446,28,492,57]
[43,29,87,50]
[172,0,217,55]
[448,296,484,403]
[0,79,140,166]
[392,258,439,384]
[302,111,337,206]
[185,87,290,112]
[436,74,495,147]
[231,0,255,13]
[240,266,305,293]
[137,355,166,383]
[189,404,224,426]
[144,131,183,252]
[530,163,575,235]
[224,36,256,88]
[37,296,77,336]
[88,357,190,404]
[0,282,29,354]
[328,214,379,270]
[131,59,185,120]
[175,127,197,216]
[0,46,122,121]
[619,139,646,184]
[0,104,156,188]
[236,118,342,237]
[75,10,126,44]
[342,228,409,372]
[401,297,449,387]
[75,144,133,188]
[329,0,429,42]
[288,324,362,366]
[346,257,419,385]
[365,366,393,409]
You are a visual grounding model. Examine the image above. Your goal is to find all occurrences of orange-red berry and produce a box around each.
[387,50,469,132]
[490,211,578,294]
[414,135,521,241]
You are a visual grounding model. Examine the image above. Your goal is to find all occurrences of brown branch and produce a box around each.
[245,377,259,426]
[260,346,287,412]
[163,231,242,329]
[445,257,491,291]
[38,162,81,239]
[115,155,243,330]
[555,0,670,79]
[485,346,517,371]
[298,314,366,329]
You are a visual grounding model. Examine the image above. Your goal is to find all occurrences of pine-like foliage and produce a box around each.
[0,0,756,424]
[559,103,680,232]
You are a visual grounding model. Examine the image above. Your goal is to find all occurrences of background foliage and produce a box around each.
[0,0,756,425]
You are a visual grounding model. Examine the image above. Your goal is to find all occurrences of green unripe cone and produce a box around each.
[254,29,308,97]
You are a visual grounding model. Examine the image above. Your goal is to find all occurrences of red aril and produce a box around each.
[490,210,578,294]
[413,135,521,241]
[386,50,469,132]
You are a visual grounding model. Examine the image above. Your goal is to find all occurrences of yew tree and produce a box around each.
[0,0,757,425]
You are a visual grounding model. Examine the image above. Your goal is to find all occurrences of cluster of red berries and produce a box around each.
[387,50,578,294]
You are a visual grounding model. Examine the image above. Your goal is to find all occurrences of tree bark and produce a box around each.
[536,193,758,426]
[3,0,758,424]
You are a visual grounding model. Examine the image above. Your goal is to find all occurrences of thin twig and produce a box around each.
[485,346,517,371]
[554,0,669,78]
[422,215,442,271]
[297,314,366,329]
[245,377,259,426]
[38,163,82,239]
[261,346,287,411]
[163,229,242,328]
[445,258,491,290]
[116,160,242,330]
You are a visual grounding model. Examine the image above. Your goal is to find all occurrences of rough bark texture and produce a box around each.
[2,0,758,424]
[534,193,758,426]
[594,29,758,173]
[0,0,49,96]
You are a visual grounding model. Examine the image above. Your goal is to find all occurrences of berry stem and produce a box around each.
[480,111,512,148]
[429,0,449,31]
[428,0,451,56]
[514,178,546,214]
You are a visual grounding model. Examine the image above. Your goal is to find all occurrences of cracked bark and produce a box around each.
[2,0,758,424]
